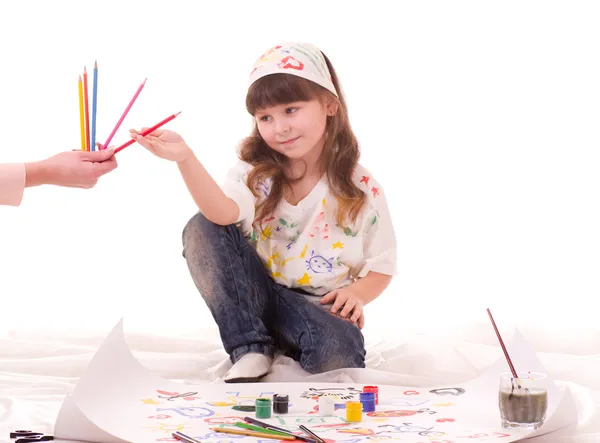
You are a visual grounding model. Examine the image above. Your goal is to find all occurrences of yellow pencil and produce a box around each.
[78,75,85,151]
[210,427,296,441]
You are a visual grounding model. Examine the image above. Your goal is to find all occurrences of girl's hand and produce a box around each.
[130,128,193,163]
[320,287,365,329]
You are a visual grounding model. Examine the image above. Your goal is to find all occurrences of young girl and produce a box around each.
[130,42,397,382]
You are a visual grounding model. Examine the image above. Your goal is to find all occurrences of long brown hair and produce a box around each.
[238,52,366,228]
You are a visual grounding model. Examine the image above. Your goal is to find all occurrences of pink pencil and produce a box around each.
[100,78,147,150]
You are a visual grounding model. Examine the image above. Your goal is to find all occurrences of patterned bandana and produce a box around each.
[248,42,338,97]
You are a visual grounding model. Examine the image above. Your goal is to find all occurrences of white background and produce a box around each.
[0,0,598,341]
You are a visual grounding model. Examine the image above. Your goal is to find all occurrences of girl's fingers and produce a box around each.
[340,300,356,318]
[350,306,362,323]
[140,127,165,137]
[358,313,365,329]
[130,128,164,138]
[133,134,155,152]
[330,293,347,314]
[320,291,336,304]
[146,135,161,143]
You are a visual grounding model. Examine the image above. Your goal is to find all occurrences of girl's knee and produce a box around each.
[182,212,231,256]
[301,324,366,373]
[183,212,214,244]
[182,212,218,263]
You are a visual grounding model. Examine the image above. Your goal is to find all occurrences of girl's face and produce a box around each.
[255,98,336,164]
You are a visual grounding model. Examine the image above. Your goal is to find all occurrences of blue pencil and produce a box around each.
[91,60,98,151]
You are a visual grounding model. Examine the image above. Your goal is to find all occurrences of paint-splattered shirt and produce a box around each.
[222,161,397,296]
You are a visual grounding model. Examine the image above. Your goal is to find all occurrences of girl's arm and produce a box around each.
[130,128,240,225]
[320,271,392,329]
[349,271,392,305]
[177,153,240,225]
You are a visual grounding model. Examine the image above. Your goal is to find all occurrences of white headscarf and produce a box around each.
[248,42,338,97]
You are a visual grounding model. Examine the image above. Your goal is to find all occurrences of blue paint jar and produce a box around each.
[359,392,376,412]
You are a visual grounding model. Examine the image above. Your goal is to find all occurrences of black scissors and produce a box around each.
[10,430,54,442]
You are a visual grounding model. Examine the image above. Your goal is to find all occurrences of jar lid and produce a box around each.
[346,401,363,410]
[256,398,271,405]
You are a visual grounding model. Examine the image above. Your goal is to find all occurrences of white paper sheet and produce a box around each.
[53,319,579,443]
[54,395,128,443]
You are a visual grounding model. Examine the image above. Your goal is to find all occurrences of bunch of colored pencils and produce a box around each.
[78,62,98,151]
[77,61,181,154]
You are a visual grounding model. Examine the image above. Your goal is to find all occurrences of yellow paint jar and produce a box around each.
[346,401,363,422]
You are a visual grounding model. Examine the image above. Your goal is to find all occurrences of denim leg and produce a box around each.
[182,212,277,363]
[275,286,366,373]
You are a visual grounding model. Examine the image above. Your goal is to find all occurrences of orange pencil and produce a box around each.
[83,66,91,151]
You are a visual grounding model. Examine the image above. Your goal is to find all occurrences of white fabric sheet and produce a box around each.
[0,324,598,442]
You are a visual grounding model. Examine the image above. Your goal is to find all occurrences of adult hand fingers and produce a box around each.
[94,156,118,176]
[80,147,115,162]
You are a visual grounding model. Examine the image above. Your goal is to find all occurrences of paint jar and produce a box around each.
[318,396,335,416]
[346,401,362,422]
[273,394,289,414]
[363,385,379,404]
[359,392,376,412]
[255,398,272,419]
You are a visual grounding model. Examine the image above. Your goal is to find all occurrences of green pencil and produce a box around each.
[234,422,291,437]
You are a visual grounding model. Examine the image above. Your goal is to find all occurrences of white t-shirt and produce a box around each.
[222,160,397,296]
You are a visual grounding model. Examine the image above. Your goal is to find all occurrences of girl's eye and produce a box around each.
[286,107,298,114]
[259,115,271,122]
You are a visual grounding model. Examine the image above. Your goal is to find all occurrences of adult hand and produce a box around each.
[26,148,117,188]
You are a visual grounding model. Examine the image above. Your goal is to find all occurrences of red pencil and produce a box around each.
[113,112,181,154]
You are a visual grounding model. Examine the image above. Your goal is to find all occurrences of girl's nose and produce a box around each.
[275,119,290,134]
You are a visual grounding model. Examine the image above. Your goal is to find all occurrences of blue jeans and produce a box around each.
[182,212,366,374]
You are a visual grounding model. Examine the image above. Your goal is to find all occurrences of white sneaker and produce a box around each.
[223,353,273,383]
